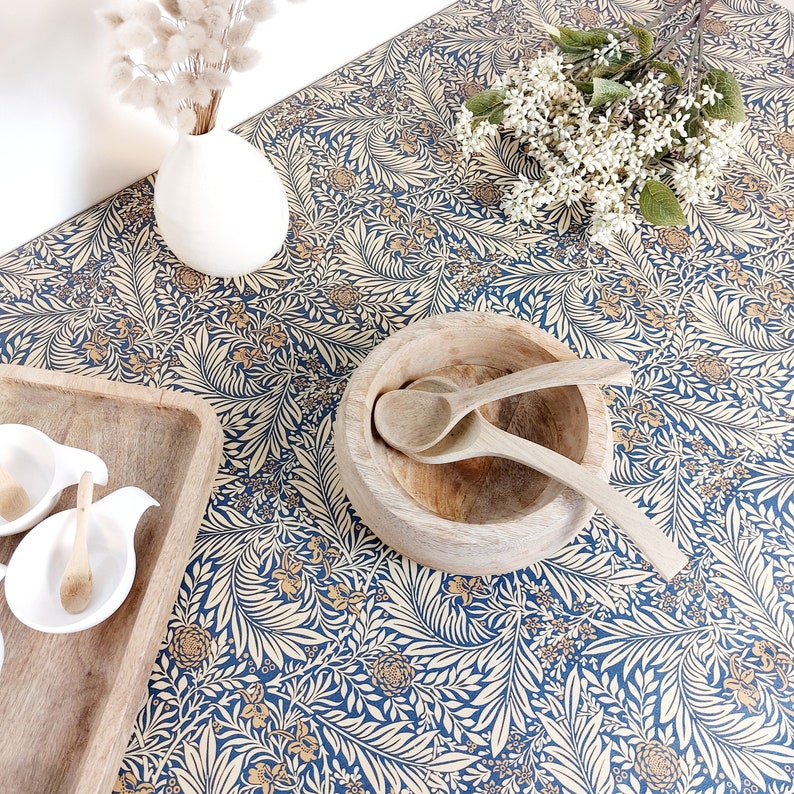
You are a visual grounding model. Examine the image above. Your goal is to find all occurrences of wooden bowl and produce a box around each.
[334,311,613,575]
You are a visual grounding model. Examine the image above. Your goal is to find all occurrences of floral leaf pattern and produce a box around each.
[1,1,793,792]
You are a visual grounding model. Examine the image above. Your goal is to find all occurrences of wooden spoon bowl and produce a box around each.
[334,311,613,575]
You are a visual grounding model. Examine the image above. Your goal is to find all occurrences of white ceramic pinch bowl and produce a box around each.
[0,424,108,535]
[4,487,159,633]
[334,311,613,575]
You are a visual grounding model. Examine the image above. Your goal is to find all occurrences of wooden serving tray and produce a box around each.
[0,364,223,794]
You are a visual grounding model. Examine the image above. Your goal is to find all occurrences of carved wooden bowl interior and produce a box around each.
[334,311,613,575]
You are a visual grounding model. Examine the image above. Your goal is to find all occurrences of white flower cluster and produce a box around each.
[454,52,744,246]
[102,0,276,134]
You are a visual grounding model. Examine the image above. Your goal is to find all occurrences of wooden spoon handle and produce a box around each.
[59,471,94,613]
[451,359,632,415]
[479,423,687,581]
[0,464,30,521]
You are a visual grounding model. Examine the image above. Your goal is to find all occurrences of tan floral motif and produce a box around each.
[389,237,417,255]
[614,426,645,451]
[233,346,266,368]
[113,772,155,794]
[447,575,484,605]
[321,583,366,616]
[116,317,143,343]
[371,651,416,695]
[257,323,288,348]
[83,328,110,363]
[752,639,793,687]
[380,196,402,220]
[724,654,760,711]
[724,259,750,284]
[246,761,290,794]
[294,241,326,262]
[658,227,691,252]
[286,719,320,762]
[328,167,356,191]
[744,302,780,323]
[573,5,601,25]
[637,400,664,427]
[596,289,623,319]
[168,624,212,668]
[241,682,270,727]
[633,740,681,791]
[412,217,437,239]
[471,181,502,206]
[328,284,361,310]
[722,182,748,212]
[396,129,419,154]
[694,354,732,384]
[274,549,303,601]
[127,351,161,377]
[704,17,729,35]
[228,302,251,329]
[308,535,341,577]
[173,266,204,293]
[773,131,794,156]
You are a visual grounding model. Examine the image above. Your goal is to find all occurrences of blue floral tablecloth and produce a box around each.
[2,0,794,792]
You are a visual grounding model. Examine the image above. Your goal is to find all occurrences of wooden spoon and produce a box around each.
[376,376,687,581]
[373,358,631,452]
[59,471,94,614]
[0,464,30,521]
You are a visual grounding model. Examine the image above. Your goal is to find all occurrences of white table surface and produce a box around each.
[0,0,453,255]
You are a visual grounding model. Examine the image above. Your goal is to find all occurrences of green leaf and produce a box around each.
[639,180,687,226]
[700,69,745,122]
[649,59,683,86]
[465,89,506,125]
[590,77,632,108]
[549,25,611,54]
[574,80,594,94]
[627,23,653,58]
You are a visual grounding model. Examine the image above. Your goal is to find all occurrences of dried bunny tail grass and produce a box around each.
[228,46,259,72]
[182,22,207,50]
[228,20,255,47]
[200,4,230,34]
[173,70,198,91]
[121,76,157,108]
[97,9,126,29]
[143,41,173,72]
[189,79,213,106]
[176,0,205,21]
[175,106,198,134]
[153,19,179,41]
[159,0,182,16]
[108,57,135,92]
[244,0,276,22]
[200,37,225,63]
[166,33,191,63]
[200,67,231,90]
[130,1,162,26]
[114,20,155,50]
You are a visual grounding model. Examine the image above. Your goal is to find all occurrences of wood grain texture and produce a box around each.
[0,364,223,794]
[333,311,614,575]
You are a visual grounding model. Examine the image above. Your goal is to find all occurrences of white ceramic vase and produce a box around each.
[153,126,289,278]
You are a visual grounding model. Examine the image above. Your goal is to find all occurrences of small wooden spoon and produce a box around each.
[373,358,631,453]
[0,464,30,521]
[59,471,94,614]
[376,376,687,581]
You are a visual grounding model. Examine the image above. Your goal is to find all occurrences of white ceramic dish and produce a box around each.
[3,487,159,633]
[0,424,108,536]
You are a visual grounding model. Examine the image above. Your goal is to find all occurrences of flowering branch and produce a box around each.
[453,0,745,246]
